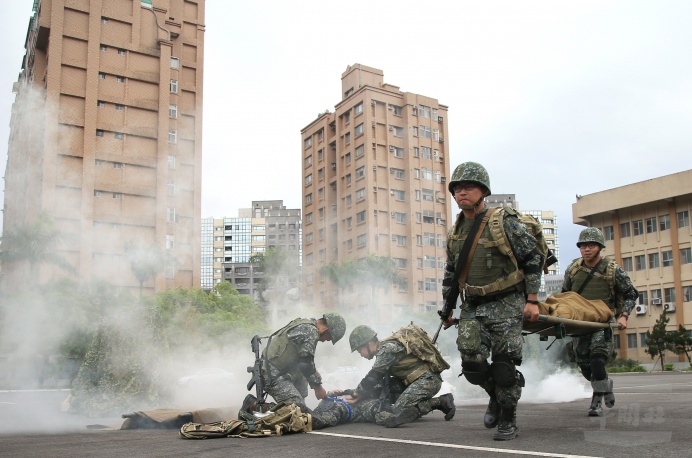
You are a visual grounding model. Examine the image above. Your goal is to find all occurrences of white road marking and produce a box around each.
[309,431,603,457]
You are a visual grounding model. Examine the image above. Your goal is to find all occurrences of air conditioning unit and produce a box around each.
[439,137,444,142]
[389,145,395,151]
[331,163,336,170]
[438,116,443,122]
[635,304,647,315]
[389,126,394,131]
[371,100,376,106]
[371,121,376,127]
[441,177,446,183]
[664,303,676,312]
[391,212,396,217]
[651,298,662,305]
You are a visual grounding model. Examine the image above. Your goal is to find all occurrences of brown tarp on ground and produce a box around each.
[537,291,613,322]
[120,406,237,430]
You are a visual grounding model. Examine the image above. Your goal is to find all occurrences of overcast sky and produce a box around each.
[2,1,691,265]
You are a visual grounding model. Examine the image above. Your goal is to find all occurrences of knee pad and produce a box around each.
[591,355,607,381]
[579,364,592,381]
[461,360,490,385]
[491,354,516,387]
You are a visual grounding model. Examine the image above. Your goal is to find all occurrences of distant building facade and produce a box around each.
[300,64,451,322]
[2,0,205,294]
[572,169,692,363]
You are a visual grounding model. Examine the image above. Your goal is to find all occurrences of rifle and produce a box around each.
[246,335,266,410]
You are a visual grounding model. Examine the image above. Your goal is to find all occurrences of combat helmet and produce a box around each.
[323,313,346,344]
[448,161,491,196]
[577,227,605,249]
[349,325,377,352]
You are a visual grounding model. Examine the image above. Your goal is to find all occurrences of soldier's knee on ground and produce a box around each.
[462,360,490,385]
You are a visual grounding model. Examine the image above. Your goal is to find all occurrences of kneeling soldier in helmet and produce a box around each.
[336,324,455,428]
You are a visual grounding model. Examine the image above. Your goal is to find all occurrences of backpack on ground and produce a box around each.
[385,323,450,373]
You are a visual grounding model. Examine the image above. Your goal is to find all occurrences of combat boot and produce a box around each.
[437,393,456,421]
[602,378,615,408]
[588,392,603,417]
[380,406,420,428]
[484,397,501,428]
[493,406,518,441]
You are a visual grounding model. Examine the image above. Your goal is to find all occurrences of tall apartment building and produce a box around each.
[300,64,451,322]
[572,169,692,363]
[201,201,302,322]
[2,0,204,294]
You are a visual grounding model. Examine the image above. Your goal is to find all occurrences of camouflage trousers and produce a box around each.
[569,328,612,379]
[456,314,524,408]
[378,370,442,422]
[263,372,310,412]
[311,396,385,429]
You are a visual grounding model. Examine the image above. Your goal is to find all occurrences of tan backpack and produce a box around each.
[385,323,450,373]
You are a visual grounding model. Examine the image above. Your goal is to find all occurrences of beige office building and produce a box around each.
[2,0,204,294]
[300,64,451,322]
[572,169,692,363]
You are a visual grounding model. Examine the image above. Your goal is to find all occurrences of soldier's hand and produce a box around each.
[523,302,539,322]
[327,389,345,397]
[442,314,455,329]
[342,394,359,405]
[314,385,327,400]
[616,316,628,330]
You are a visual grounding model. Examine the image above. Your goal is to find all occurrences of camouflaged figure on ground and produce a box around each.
[349,325,455,428]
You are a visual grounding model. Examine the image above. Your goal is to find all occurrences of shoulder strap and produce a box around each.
[453,208,496,285]
[575,258,603,295]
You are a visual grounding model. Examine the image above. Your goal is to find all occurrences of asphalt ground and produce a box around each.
[1,372,690,458]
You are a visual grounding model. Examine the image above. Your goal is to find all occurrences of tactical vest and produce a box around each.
[448,209,522,296]
[264,318,315,371]
[567,258,615,309]
[381,323,450,385]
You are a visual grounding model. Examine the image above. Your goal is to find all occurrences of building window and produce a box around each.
[355,166,364,180]
[112,193,121,199]
[394,235,406,247]
[345,217,352,229]
[166,207,176,223]
[168,155,176,169]
[640,333,648,347]
[421,147,432,159]
[306,233,313,244]
[662,250,674,267]
[345,195,352,206]
[318,168,324,181]
[354,102,363,115]
[306,212,313,224]
[627,334,637,349]
[412,126,418,137]
[633,220,644,236]
[96,129,104,137]
[420,125,431,138]
[305,155,312,168]
[413,147,419,157]
[168,129,177,143]
[638,290,648,305]
[115,104,124,111]
[94,190,102,197]
[604,226,614,241]
[664,287,676,303]
[101,17,109,24]
[392,105,402,116]
[305,173,313,186]
[680,247,692,265]
[114,132,124,140]
[357,234,367,247]
[645,217,657,233]
[390,125,403,137]
[392,147,404,158]
[170,56,180,69]
[621,257,633,272]
[170,79,178,93]
[421,168,433,180]
[422,189,434,201]
[345,174,351,185]
[424,232,435,246]
[355,123,364,136]
[648,253,660,269]
[115,76,125,83]
[97,100,105,108]
[113,162,122,168]
[346,239,353,251]
[678,210,690,228]
[344,132,351,145]
[419,105,430,118]
[651,289,662,303]
[393,189,405,201]
[613,335,620,350]
[356,188,365,201]
[356,211,366,224]
[118,48,126,56]
[635,255,646,271]
[395,212,405,223]
[423,210,434,224]
[392,168,404,179]
[683,286,692,302]
[344,152,351,165]
[100,44,108,52]
[425,278,437,291]
[355,144,364,158]
[166,235,175,250]
[167,180,175,196]
[659,214,671,231]
[306,193,312,205]
[620,222,631,238]
[169,104,177,118]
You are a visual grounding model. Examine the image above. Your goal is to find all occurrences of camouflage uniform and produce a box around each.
[443,207,543,428]
[562,251,638,416]
[261,318,323,412]
[355,339,443,425]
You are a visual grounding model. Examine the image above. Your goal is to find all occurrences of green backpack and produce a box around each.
[384,323,450,373]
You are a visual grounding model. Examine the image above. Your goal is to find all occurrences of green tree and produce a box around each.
[124,241,168,297]
[0,213,75,290]
[644,312,675,371]
[671,324,692,366]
